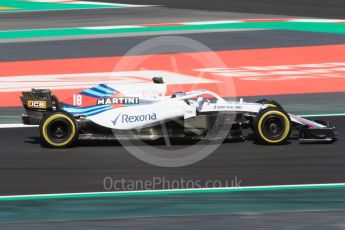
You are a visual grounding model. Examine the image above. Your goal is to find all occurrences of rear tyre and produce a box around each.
[40,111,79,148]
[253,107,291,145]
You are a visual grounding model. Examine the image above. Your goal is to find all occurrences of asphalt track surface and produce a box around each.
[0,7,290,31]
[98,0,345,19]
[3,210,345,230]
[2,30,345,61]
[0,115,343,196]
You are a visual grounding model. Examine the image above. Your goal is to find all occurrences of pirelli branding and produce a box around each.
[97,97,139,105]
[28,100,47,109]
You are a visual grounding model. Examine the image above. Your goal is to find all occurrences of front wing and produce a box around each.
[289,114,336,142]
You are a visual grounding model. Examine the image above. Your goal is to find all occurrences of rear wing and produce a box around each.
[20,89,61,125]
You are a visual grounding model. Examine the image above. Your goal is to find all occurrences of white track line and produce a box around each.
[0,124,38,128]
[66,1,154,7]
[289,19,345,23]
[3,18,344,33]
[26,0,153,7]
[81,25,145,30]
[299,113,345,117]
[1,182,345,200]
[182,20,241,25]
[75,18,345,30]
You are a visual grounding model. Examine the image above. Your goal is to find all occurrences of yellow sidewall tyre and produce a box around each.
[250,99,284,132]
[254,107,291,145]
[256,99,283,109]
[40,111,79,148]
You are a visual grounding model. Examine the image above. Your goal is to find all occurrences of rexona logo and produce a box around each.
[97,97,139,105]
[112,113,157,126]
[27,100,47,109]
[122,113,157,123]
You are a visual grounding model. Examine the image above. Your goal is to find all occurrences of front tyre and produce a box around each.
[253,107,291,145]
[256,99,283,109]
[40,111,79,148]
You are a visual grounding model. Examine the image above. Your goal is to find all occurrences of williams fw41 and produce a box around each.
[20,77,336,148]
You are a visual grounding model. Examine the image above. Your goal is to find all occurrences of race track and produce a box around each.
[1,30,345,61]
[0,0,345,228]
[0,116,343,195]
[1,0,345,195]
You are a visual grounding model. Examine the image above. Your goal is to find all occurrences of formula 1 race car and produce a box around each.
[20,77,336,148]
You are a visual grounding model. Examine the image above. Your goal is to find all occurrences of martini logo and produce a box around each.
[97,97,139,105]
[28,100,47,109]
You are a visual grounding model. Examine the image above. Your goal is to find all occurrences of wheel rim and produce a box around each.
[261,115,285,140]
[47,118,72,143]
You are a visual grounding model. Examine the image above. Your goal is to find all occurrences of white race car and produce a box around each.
[21,77,336,148]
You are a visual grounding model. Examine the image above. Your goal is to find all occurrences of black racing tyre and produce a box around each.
[250,99,283,131]
[253,107,292,145]
[256,99,283,109]
[40,111,79,148]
